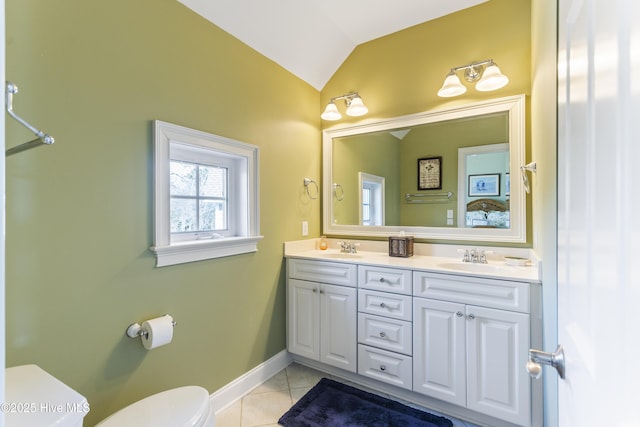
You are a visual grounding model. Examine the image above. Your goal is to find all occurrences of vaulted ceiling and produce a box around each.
[177,0,488,90]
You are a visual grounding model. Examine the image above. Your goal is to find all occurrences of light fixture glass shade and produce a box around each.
[321,102,342,121]
[346,96,368,117]
[475,63,509,92]
[437,72,467,97]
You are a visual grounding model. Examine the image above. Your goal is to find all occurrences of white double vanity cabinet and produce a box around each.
[285,242,542,427]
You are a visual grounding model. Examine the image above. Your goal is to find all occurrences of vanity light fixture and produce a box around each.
[321,92,368,121]
[437,59,509,98]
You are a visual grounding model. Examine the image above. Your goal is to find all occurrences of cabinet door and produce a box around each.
[320,283,357,372]
[466,305,531,427]
[287,279,319,360]
[413,298,466,406]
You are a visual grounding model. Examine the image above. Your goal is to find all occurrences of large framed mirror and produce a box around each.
[322,95,526,243]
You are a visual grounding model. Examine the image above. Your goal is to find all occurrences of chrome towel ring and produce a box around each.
[333,183,344,201]
[304,178,319,200]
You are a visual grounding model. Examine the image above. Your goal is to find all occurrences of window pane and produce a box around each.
[199,165,227,197]
[170,198,197,232]
[199,200,226,231]
[170,161,197,196]
[362,188,371,225]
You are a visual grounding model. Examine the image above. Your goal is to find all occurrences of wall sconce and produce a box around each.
[437,59,509,98]
[321,92,368,121]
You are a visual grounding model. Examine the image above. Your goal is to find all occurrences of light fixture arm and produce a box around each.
[449,59,495,74]
[329,92,361,106]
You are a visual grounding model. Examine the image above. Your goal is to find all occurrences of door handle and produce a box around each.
[527,344,565,379]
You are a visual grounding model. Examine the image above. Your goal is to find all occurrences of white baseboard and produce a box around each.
[210,350,293,413]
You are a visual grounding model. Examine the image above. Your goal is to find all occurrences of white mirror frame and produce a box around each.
[322,94,526,243]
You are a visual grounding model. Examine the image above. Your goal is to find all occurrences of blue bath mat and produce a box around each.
[279,378,453,427]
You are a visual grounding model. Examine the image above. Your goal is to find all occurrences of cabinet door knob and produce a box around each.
[319,290,325,294]
[312,288,317,293]
[379,331,386,338]
[380,365,386,371]
[456,311,464,317]
[467,313,475,320]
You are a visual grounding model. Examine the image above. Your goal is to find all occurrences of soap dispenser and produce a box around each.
[319,236,328,250]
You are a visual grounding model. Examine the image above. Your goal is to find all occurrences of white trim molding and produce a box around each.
[210,350,293,414]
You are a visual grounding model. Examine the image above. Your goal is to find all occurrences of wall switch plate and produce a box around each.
[447,209,454,219]
[302,221,309,236]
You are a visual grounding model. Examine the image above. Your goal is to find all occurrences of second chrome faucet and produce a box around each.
[338,241,359,254]
[461,248,488,264]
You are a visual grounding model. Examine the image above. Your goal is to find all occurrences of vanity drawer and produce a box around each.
[413,271,530,313]
[358,289,412,321]
[358,265,412,295]
[288,258,357,287]
[358,344,412,390]
[358,313,412,355]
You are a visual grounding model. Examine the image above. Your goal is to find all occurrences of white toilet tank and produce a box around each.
[5,364,90,427]
[95,385,215,427]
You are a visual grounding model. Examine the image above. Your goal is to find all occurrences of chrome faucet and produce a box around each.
[339,241,358,254]
[462,249,488,264]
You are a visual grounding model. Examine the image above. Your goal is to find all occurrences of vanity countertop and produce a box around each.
[285,240,541,283]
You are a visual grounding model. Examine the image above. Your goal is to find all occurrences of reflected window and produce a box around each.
[359,172,385,226]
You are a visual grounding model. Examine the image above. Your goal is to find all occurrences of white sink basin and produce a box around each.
[437,262,508,274]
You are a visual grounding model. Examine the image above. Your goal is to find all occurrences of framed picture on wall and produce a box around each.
[468,173,500,197]
[417,156,442,190]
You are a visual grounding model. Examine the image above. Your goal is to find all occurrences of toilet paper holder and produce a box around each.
[126,314,177,339]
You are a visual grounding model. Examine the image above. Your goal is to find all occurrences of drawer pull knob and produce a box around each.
[379,277,385,283]
[379,332,386,338]
[380,365,386,371]
[379,302,386,308]
[456,311,464,317]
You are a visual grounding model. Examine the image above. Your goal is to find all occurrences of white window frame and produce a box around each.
[358,172,385,226]
[151,120,262,267]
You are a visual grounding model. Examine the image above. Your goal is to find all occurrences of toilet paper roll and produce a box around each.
[141,315,174,350]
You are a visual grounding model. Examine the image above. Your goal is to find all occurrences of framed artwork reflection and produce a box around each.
[417,156,442,190]
[468,173,500,196]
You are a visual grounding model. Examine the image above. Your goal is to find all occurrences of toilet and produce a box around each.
[5,364,90,427]
[96,385,215,427]
[5,364,215,427]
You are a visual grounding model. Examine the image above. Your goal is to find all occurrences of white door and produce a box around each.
[412,298,466,406]
[287,279,319,360]
[466,305,530,426]
[558,0,640,425]
[319,283,357,371]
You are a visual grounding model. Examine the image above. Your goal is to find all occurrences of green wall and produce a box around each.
[399,114,508,226]
[5,0,320,424]
[332,132,400,225]
[322,0,532,243]
[322,0,531,119]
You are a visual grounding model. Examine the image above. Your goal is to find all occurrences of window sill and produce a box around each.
[150,236,264,267]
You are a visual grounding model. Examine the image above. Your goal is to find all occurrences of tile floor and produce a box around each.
[214,363,478,427]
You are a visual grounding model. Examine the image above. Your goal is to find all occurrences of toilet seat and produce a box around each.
[96,386,213,427]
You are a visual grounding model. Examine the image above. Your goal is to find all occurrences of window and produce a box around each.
[152,121,262,267]
[359,172,385,226]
